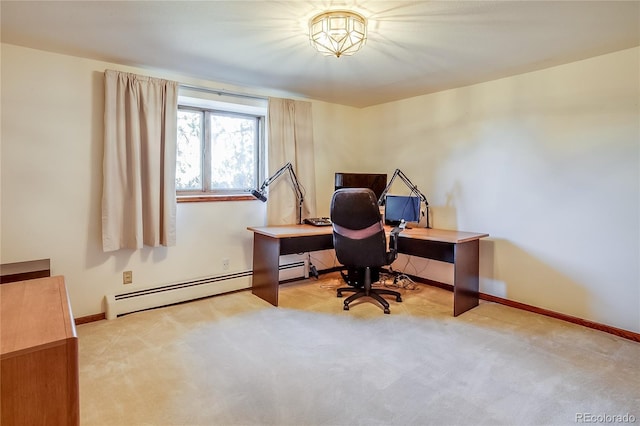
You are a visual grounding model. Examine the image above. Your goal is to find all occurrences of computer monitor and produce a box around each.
[334,172,387,201]
[384,195,421,225]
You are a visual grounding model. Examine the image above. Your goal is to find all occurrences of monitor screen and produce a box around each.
[384,195,421,225]
[334,173,387,201]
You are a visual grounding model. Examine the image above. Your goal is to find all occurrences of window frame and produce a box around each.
[176,102,266,203]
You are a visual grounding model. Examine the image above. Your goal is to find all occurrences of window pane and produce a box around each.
[209,114,257,190]
[176,110,203,191]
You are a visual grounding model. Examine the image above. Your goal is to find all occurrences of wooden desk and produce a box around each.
[1,276,79,425]
[247,224,488,316]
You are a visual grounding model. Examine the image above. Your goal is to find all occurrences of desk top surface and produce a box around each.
[1,276,76,357]
[248,224,488,244]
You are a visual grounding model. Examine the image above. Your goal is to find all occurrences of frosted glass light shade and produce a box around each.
[309,10,367,58]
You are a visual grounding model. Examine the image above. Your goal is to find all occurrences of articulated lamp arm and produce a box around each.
[378,169,430,228]
[251,162,305,224]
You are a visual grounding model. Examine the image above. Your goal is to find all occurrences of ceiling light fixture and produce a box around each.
[309,10,367,58]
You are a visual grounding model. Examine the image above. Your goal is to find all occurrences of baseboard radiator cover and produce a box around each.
[104,260,308,320]
[279,259,310,281]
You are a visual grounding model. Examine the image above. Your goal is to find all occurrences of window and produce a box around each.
[176,91,266,201]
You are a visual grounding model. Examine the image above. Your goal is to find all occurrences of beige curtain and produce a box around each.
[267,98,316,225]
[102,70,178,251]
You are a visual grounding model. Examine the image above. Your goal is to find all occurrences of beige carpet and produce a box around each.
[78,273,640,425]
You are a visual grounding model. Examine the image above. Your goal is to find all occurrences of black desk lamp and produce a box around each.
[378,168,430,228]
[251,162,305,225]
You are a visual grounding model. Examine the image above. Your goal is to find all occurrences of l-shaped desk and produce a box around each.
[247,225,488,316]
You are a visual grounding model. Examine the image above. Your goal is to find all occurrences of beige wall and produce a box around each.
[310,101,361,217]
[362,47,640,332]
[0,44,356,317]
[2,43,638,333]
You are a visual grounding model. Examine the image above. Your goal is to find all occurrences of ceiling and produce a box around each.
[1,1,638,108]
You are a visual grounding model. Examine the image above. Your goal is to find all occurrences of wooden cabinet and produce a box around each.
[0,258,50,284]
[1,276,79,425]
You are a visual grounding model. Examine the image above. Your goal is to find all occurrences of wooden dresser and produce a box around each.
[1,276,79,425]
[0,258,50,284]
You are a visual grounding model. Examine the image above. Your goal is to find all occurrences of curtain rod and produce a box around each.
[179,84,268,101]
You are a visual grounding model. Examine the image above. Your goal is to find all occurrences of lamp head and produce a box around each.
[251,189,267,202]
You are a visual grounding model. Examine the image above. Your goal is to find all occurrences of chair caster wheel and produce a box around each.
[384,308,390,314]
[396,296,402,302]
[337,293,343,298]
[344,305,349,311]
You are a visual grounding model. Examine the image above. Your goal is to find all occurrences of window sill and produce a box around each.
[177,194,256,203]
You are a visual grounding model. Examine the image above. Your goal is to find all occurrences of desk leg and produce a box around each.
[453,239,480,316]
[252,233,280,306]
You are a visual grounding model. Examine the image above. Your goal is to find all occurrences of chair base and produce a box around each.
[337,267,402,314]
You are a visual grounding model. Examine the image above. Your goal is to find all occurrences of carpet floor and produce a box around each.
[78,273,640,425]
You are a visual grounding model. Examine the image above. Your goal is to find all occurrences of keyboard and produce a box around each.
[304,217,332,226]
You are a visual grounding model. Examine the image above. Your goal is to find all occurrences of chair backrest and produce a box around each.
[330,188,389,268]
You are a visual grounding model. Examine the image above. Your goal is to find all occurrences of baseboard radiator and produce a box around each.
[104,260,308,320]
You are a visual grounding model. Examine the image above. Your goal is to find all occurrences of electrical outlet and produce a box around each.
[123,270,133,284]
[222,258,230,270]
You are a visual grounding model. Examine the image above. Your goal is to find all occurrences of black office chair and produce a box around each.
[330,188,402,314]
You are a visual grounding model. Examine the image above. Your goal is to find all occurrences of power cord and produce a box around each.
[376,268,421,292]
[387,273,420,291]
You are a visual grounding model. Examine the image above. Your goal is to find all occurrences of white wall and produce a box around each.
[0,44,354,317]
[361,47,640,332]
